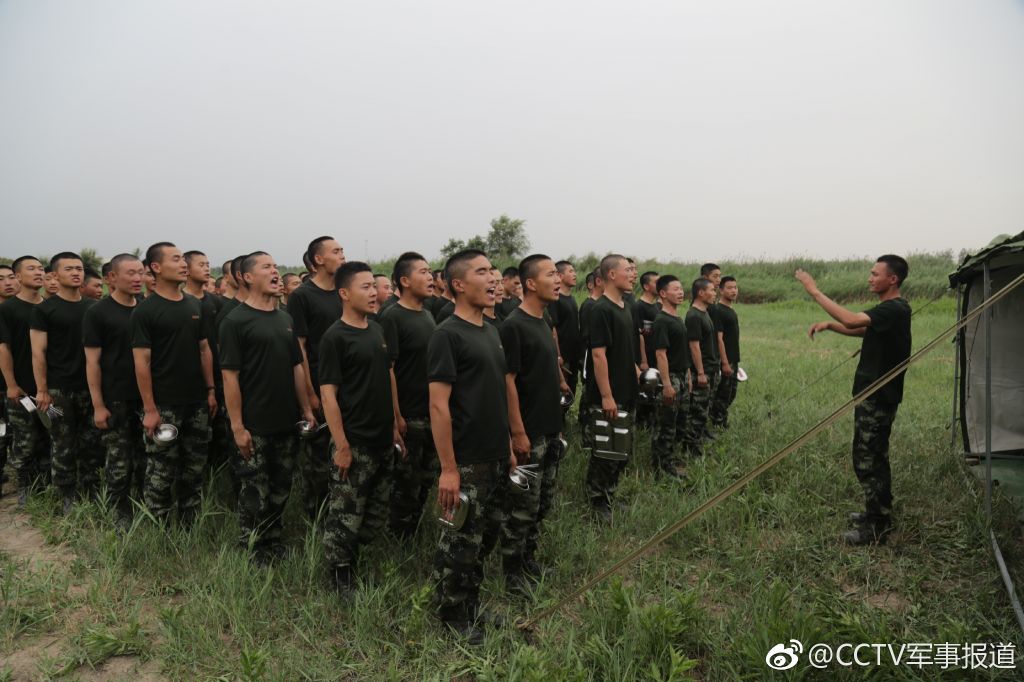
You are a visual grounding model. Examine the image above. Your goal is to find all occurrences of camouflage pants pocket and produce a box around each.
[683,372,718,446]
[323,443,394,569]
[652,373,687,469]
[6,397,51,488]
[298,428,332,520]
[709,373,738,427]
[102,400,144,515]
[501,434,562,566]
[49,389,103,494]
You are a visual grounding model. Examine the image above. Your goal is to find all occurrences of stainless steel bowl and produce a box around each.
[296,420,327,440]
[509,469,530,493]
[559,390,574,410]
[0,421,6,438]
[436,491,470,530]
[153,423,179,448]
[638,367,663,403]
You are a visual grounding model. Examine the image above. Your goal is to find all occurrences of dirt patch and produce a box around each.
[75,656,164,681]
[2,634,62,680]
[840,581,911,614]
[0,493,75,568]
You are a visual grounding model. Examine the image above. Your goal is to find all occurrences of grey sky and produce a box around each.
[2,1,1022,266]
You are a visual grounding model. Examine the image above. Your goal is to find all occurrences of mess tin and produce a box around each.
[296,420,328,439]
[19,395,61,430]
[559,389,574,412]
[737,367,748,382]
[435,491,470,530]
[589,407,633,461]
[638,368,663,403]
[152,423,179,448]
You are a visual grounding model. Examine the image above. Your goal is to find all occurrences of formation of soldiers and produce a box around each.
[0,242,745,644]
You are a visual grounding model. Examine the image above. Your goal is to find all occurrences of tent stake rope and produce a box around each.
[517,270,1024,632]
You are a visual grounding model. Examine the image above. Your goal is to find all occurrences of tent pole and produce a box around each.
[950,285,961,448]
[983,262,992,521]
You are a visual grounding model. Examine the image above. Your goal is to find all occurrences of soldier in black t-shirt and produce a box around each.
[319,262,403,595]
[584,255,640,522]
[577,270,604,434]
[551,260,583,402]
[651,275,690,478]
[499,255,569,591]
[0,256,51,505]
[84,254,146,523]
[220,252,313,564]
[289,236,345,520]
[131,242,218,526]
[709,276,741,430]
[30,252,103,512]
[428,249,512,645]
[798,255,912,546]
[683,278,719,458]
[496,267,522,319]
[380,252,438,539]
[0,264,13,488]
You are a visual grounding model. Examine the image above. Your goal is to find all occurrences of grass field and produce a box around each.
[2,297,1021,680]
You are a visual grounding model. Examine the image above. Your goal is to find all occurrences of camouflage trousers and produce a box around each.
[652,373,688,471]
[709,372,739,428]
[852,398,898,528]
[389,417,438,537]
[49,389,104,497]
[298,426,332,521]
[143,403,210,524]
[0,400,10,482]
[683,371,719,449]
[207,406,239,506]
[433,459,508,622]
[500,434,564,570]
[100,400,145,518]
[235,431,297,555]
[5,397,51,490]
[323,443,394,570]
[585,404,633,504]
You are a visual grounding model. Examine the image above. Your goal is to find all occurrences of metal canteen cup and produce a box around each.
[509,463,539,493]
[435,491,470,530]
[638,367,663,404]
[296,420,328,440]
[152,423,179,448]
[559,389,574,413]
[589,407,633,461]
[737,367,748,382]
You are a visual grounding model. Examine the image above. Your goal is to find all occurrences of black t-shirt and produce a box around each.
[622,292,642,364]
[711,303,741,364]
[380,294,399,313]
[584,296,638,408]
[82,296,140,402]
[636,298,660,367]
[288,279,343,390]
[427,315,509,464]
[219,304,303,435]
[652,310,690,375]
[433,298,455,324]
[579,297,597,350]
[216,296,240,330]
[856,298,912,405]
[685,306,719,371]
[484,313,502,330]
[30,296,94,391]
[379,302,436,420]
[496,297,521,320]
[0,297,41,394]
[500,308,562,440]
[550,293,582,368]
[191,293,224,387]
[318,319,394,449]
[131,293,208,406]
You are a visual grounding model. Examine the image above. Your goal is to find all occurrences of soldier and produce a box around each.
[131,242,218,526]
[220,252,314,563]
[184,251,231,487]
[373,274,394,311]
[83,254,146,523]
[577,269,603,436]
[80,268,104,301]
[30,252,103,513]
[709,276,741,429]
[281,272,301,307]
[221,260,239,301]
[500,254,568,593]
[379,252,438,539]
[798,255,911,545]
[636,271,660,368]
[683,278,719,458]
[583,254,639,522]
[319,261,403,594]
[0,264,19,489]
[650,275,690,479]
[428,249,513,645]
[551,260,582,402]
[142,266,156,298]
[497,267,522,319]
[700,263,722,290]
[0,257,50,505]
[432,271,456,324]
[483,268,505,329]
[214,276,226,296]
[289,236,345,520]
[43,267,59,298]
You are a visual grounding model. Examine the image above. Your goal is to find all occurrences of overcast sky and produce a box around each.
[1,1,1022,266]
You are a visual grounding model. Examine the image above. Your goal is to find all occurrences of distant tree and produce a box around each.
[465,235,488,251]
[79,248,103,272]
[485,215,529,261]
[440,238,467,261]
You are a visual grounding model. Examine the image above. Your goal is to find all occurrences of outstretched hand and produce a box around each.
[794,269,819,295]
[808,321,830,340]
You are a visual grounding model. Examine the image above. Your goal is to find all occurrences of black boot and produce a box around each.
[842,519,892,546]
[443,619,485,646]
[590,498,613,524]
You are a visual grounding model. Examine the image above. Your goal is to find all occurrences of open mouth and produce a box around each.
[270,276,280,285]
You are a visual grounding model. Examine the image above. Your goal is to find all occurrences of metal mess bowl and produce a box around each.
[638,367,663,402]
[296,420,327,439]
[737,367,748,382]
[153,423,179,448]
[0,421,6,438]
[559,390,574,409]
[435,491,470,530]
[509,469,530,493]
[18,395,60,430]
